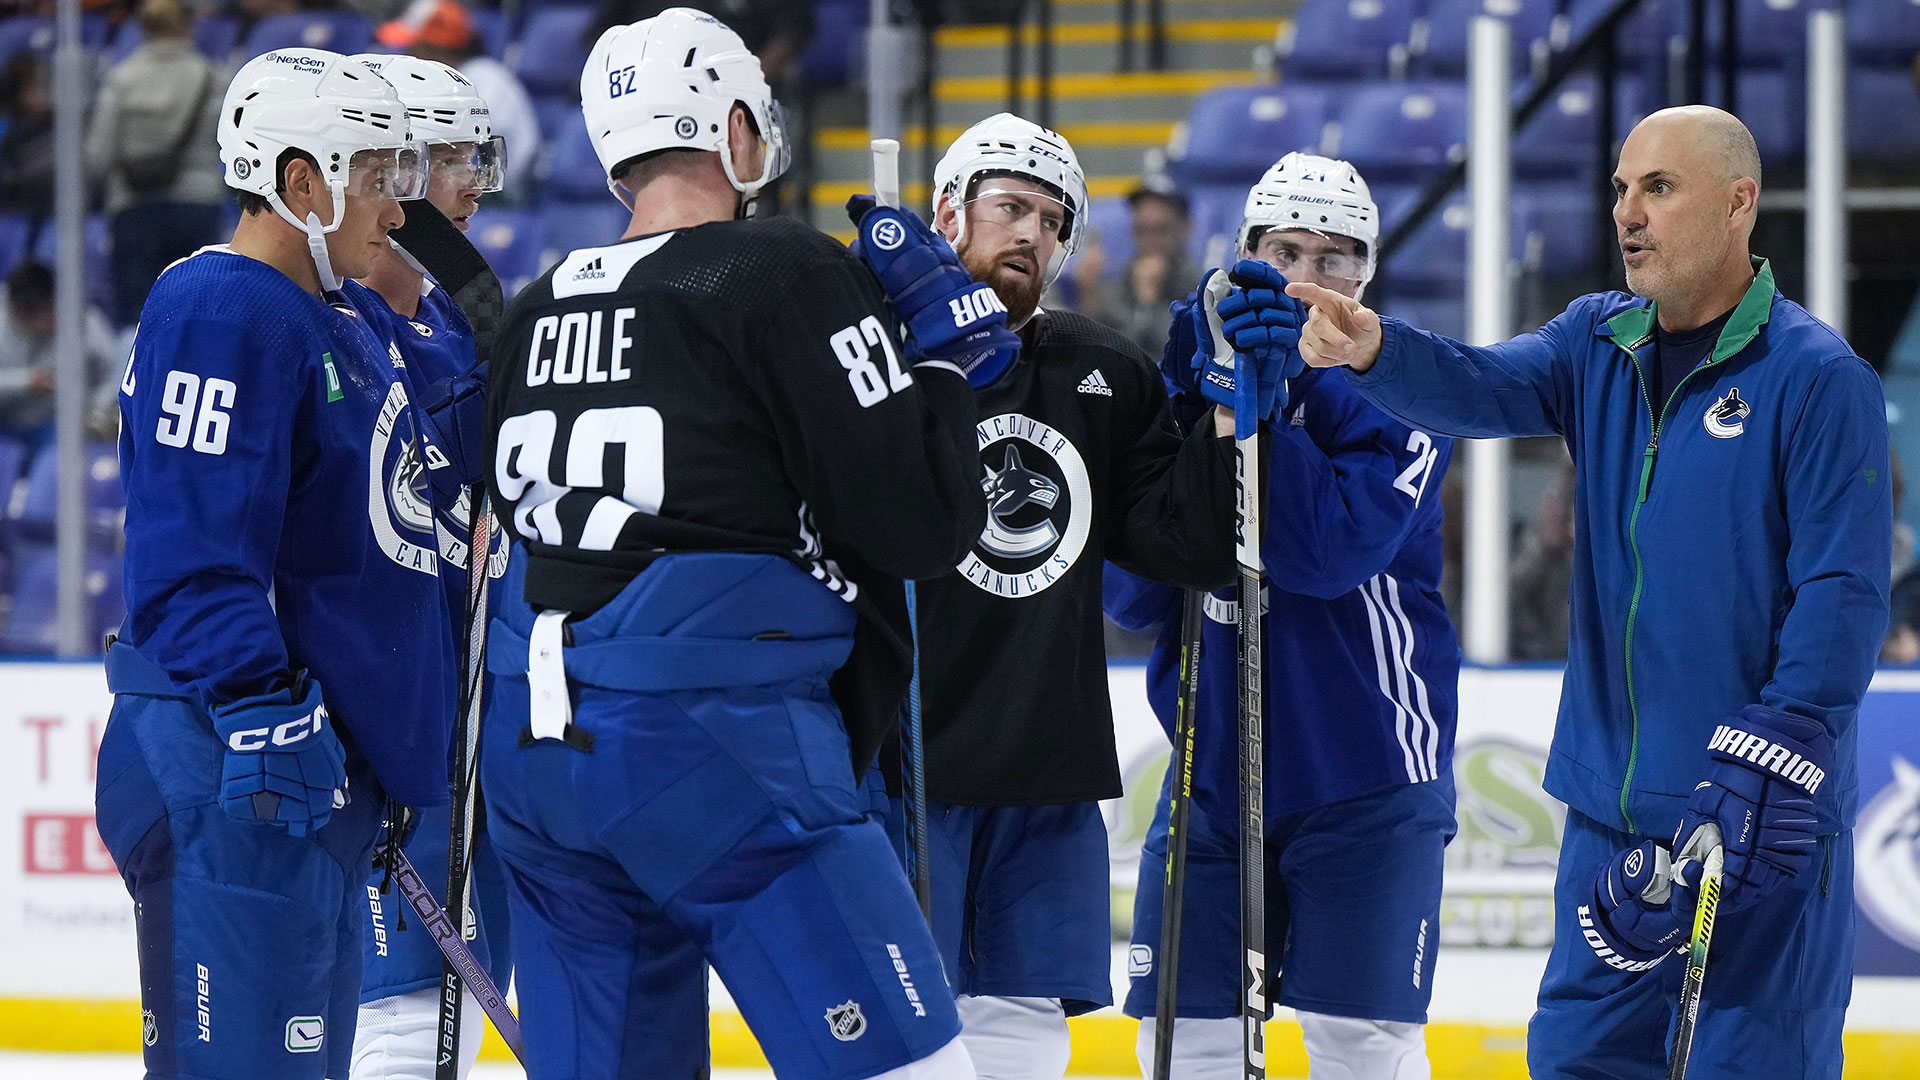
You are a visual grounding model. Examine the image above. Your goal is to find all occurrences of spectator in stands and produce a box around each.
[587,0,813,83]
[377,0,541,198]
[1073,181,1200,357]
[0,260,119,452]
[1510,457,1575,661]
[86,0,226,328]
[0,52,55,227]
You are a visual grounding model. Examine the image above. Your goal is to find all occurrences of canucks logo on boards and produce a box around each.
[1704,387,1750,439]
[961,412,1093,598]
[1857,755,1920,956]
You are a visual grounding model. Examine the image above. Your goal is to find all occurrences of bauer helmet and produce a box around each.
[580,7,789,212]
[1239,151,1379,287]
[352,53,506,193]
[933,112,1088,286]
[219,49,428,288]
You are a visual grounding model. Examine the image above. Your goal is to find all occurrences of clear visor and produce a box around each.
[1247,226,1370,282]
[964,185,1074,246]
[427,135,508,195]
[345,143,431,201]
[758,100,792,186]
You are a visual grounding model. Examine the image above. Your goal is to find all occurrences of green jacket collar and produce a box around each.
[1599,256,1776,363]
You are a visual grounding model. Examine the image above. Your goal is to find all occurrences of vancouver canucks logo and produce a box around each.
[368,379,441,577]
[982,445,1060,557]
[1704,387,1750,439]
[961,413,1093,598]
[1857,756,1920,954]
[824,1001,866,1042]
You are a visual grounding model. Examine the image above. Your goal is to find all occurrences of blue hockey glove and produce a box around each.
[1672,705,1828,911]
[415,372,487,506]
[1190,269,1281,433]
[210,678,348,839]
[1156,289,1209,434]
[1578,839,1686,974]
[846,194,1022,387]
[1220,259,1308,381]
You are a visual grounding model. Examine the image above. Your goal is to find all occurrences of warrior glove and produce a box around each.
[1579,839,1687,973]
[846,194,1021,387]
[1673,704,1829,911]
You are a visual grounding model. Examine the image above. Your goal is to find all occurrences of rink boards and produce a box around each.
[3,660,1919,1075]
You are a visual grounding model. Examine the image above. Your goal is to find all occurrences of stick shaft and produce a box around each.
[1236,424,1266,1080]
[1668,846,1724,1080]
[437,489,492,1080]
[1152,588,1205,1080]
[391,848,524,1064]
[872,137,902,209]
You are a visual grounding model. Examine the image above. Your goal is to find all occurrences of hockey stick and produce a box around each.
[391,199,507,1079]
[1207,270,1269,1080]
[870,136,934,922]
[1151,588,1205,1080]
[388,847,525,1064]
[1668,833,1725,1080]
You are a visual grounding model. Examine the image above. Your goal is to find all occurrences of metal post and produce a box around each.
[1686,0,1705,104]
[867,0,903,142]
[1006,1,1024,116]
[1119,0,1136,73]
[1147,0,1167,70]
[53,0,88,656]
[1035,0,1053,132]
[1465,15,1511,664]
[1597,31,1619,296]
[1806,9,1846,333]
[1719,0,1736,113]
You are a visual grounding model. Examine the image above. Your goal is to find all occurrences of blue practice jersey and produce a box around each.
[1106,366,1462,818]
[118,250,459,808]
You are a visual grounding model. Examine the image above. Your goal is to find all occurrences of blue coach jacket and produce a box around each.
[1349,258,1889,837]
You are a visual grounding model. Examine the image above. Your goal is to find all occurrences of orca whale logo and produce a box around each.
[980,444,1061,558]
[1704,387,1750,439]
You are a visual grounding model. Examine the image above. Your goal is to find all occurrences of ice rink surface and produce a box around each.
[0,1057,1146,1080]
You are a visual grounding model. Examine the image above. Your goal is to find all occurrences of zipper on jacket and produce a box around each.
[1619,347,1726,834]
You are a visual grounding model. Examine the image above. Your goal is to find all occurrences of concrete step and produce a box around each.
[931,68,1252,127]
[807,171,1148,239]
[1041,0,1293,22]
[808,121,1175,183]
[932,17,1280,78]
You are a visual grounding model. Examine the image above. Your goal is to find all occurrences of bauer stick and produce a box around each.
[1202,270,1269,1080]
[391,199,508,1079]
[1668,829,1725,1080]
[869,136,934,922]
[1151,587,1205,1080]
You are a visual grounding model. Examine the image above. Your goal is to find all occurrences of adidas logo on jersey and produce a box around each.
[1076,369,1112,396]
[571,256,607,282]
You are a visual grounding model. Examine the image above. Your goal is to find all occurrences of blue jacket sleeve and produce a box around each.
[1102,562,1178,635]
[119,315,302,709]
[1760,355,1892,743]
[1345,299,1592,439]
[1262,373,1452,600]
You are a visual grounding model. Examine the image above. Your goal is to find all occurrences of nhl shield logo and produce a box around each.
[825,1000,867,1042]
[141,1009,157,1047]
[1704,387,1751,439]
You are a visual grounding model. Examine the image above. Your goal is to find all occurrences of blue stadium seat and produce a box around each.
[1172,84,1333,187]
[13,442,122,547]
[540,112,610,202]
[468,7,512,61]
[0,543,120,655]
[515,8,595,99]
[1331,82,1468,181]
[1277,0,1417,81]
[1512,182,1603,275]
[1847,0,1920,68]
[0,211,32,282]
[1736,69,1804,168]
[240,13,374,59]
[1511,73,1648,180]
[1081,196,1133,283]
[800,0,867,88]
[1416,0,1556,78]
[1563,0,1672,68]
[1379,196,1468,293]
[467,208,548,296]
[1378,293,1466,341]
[1185,182,1250,268]
[112,15,241,64]
[1848,67,1920,168]
[31,216,113,314]
[1731,0,1813,68]
[0,14,111,66]
[538,202,631,263]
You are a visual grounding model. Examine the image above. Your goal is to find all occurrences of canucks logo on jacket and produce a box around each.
[960,412,1094,598]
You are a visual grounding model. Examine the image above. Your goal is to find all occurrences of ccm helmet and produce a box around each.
[933,113,1087,286]
[579,7,789,213]
[352,54,506,192]
[1239,151,1379,287]
[219,49,428,288]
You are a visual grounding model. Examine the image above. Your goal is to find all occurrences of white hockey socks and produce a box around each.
[956,995,1070,1080]
[1133,1015,1243,1079]
[1297,1010,1431,1080]
[867,1032,980,1080]
[349,985,484,1080]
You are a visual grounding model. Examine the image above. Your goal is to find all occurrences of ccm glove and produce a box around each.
[1217,259,1307,392]
[846,195,1021,387]
[1579,840,1687,973]
[1672,705,1829,910]
[210,678,348,838]
[415,372,487,506]
[1156,289,1210,434]
[1189,268,1282,430]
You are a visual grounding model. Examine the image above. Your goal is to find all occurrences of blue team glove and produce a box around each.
[846,194,1022,387]
[415,372,486,506]
[1189,268,1281,430]
[209,678,348,839]
[1579,840,1687,974]
[1155,289,1210,433]
[1671,705,1829,911]
[1219,259,1307,381]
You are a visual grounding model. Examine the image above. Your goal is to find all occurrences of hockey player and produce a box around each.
[95,49,456,1080]
[343,53,511,1080]
[844,115,1289,1078]
[479,10,994,1078]
[1293,106,1884,1079]
[1105,152,1459,1080]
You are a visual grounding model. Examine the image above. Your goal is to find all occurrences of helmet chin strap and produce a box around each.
[268,186,347,293]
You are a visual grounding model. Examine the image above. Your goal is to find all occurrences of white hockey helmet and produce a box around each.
[352,53,506,192]
[1238,151,1379,286]
[579,7,789,212]
[933,112,1088,285]
[219,49,428,288]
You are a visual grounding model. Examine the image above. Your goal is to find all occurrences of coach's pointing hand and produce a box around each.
[1287,280,1384,374]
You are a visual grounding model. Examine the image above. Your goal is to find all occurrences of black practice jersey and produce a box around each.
[901,308,1238,806]
[486,218,986,764]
